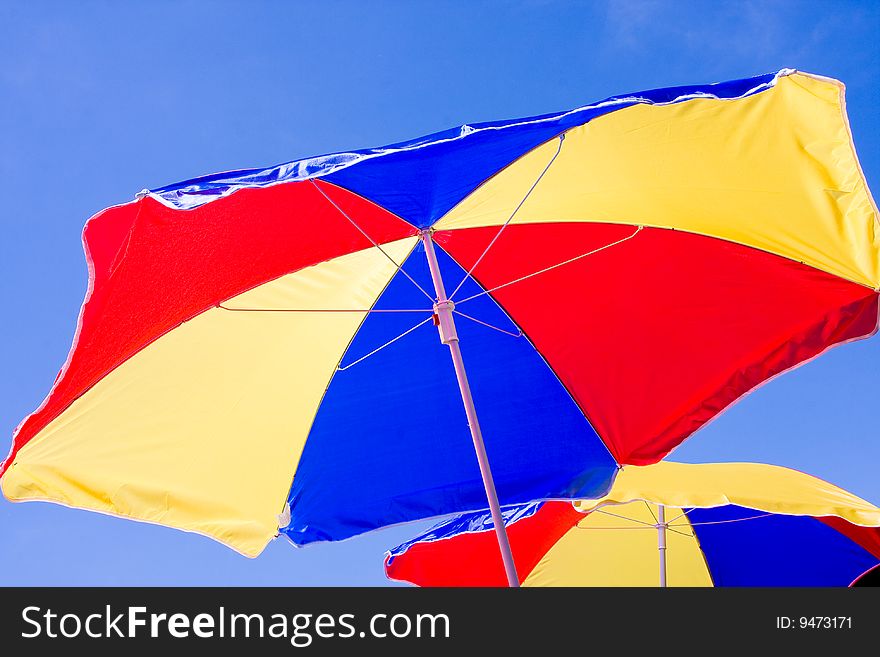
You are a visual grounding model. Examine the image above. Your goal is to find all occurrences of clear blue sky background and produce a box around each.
[1,0,878,585]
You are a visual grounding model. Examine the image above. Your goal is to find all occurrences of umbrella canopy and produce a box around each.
[385,462,880,587]
[2,70,878,568]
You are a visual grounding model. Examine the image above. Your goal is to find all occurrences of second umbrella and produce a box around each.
[385,462,880,587]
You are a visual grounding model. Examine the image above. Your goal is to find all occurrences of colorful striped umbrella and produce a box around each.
[2,70,878,586]
[385,462,880,587]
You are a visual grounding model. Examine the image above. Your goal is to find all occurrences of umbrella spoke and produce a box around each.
[453,310,523,338]
[686,512,774,527]
[455,225,644,305]
[310,178,436,302]
[587,508,657,527]
[666,526,694,538]
[336,316,434,371]
[575,526,657,530]
[666,509,692,524]
[218,305,431,313]
[448,134,565,300]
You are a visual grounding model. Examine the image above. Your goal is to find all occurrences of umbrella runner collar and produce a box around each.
[431,299,458,345]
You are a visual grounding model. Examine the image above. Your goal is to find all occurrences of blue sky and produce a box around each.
[1,0,878,585]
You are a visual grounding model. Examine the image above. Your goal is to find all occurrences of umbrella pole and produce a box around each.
[657,504,667,587]
[419,229,520,588]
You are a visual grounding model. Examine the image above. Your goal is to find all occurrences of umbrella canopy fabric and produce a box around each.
[2,70,878,558]
[385,462,880,587]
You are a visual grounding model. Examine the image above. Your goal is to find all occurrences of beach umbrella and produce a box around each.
[2,70,878,587]
[385,462,880,587]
